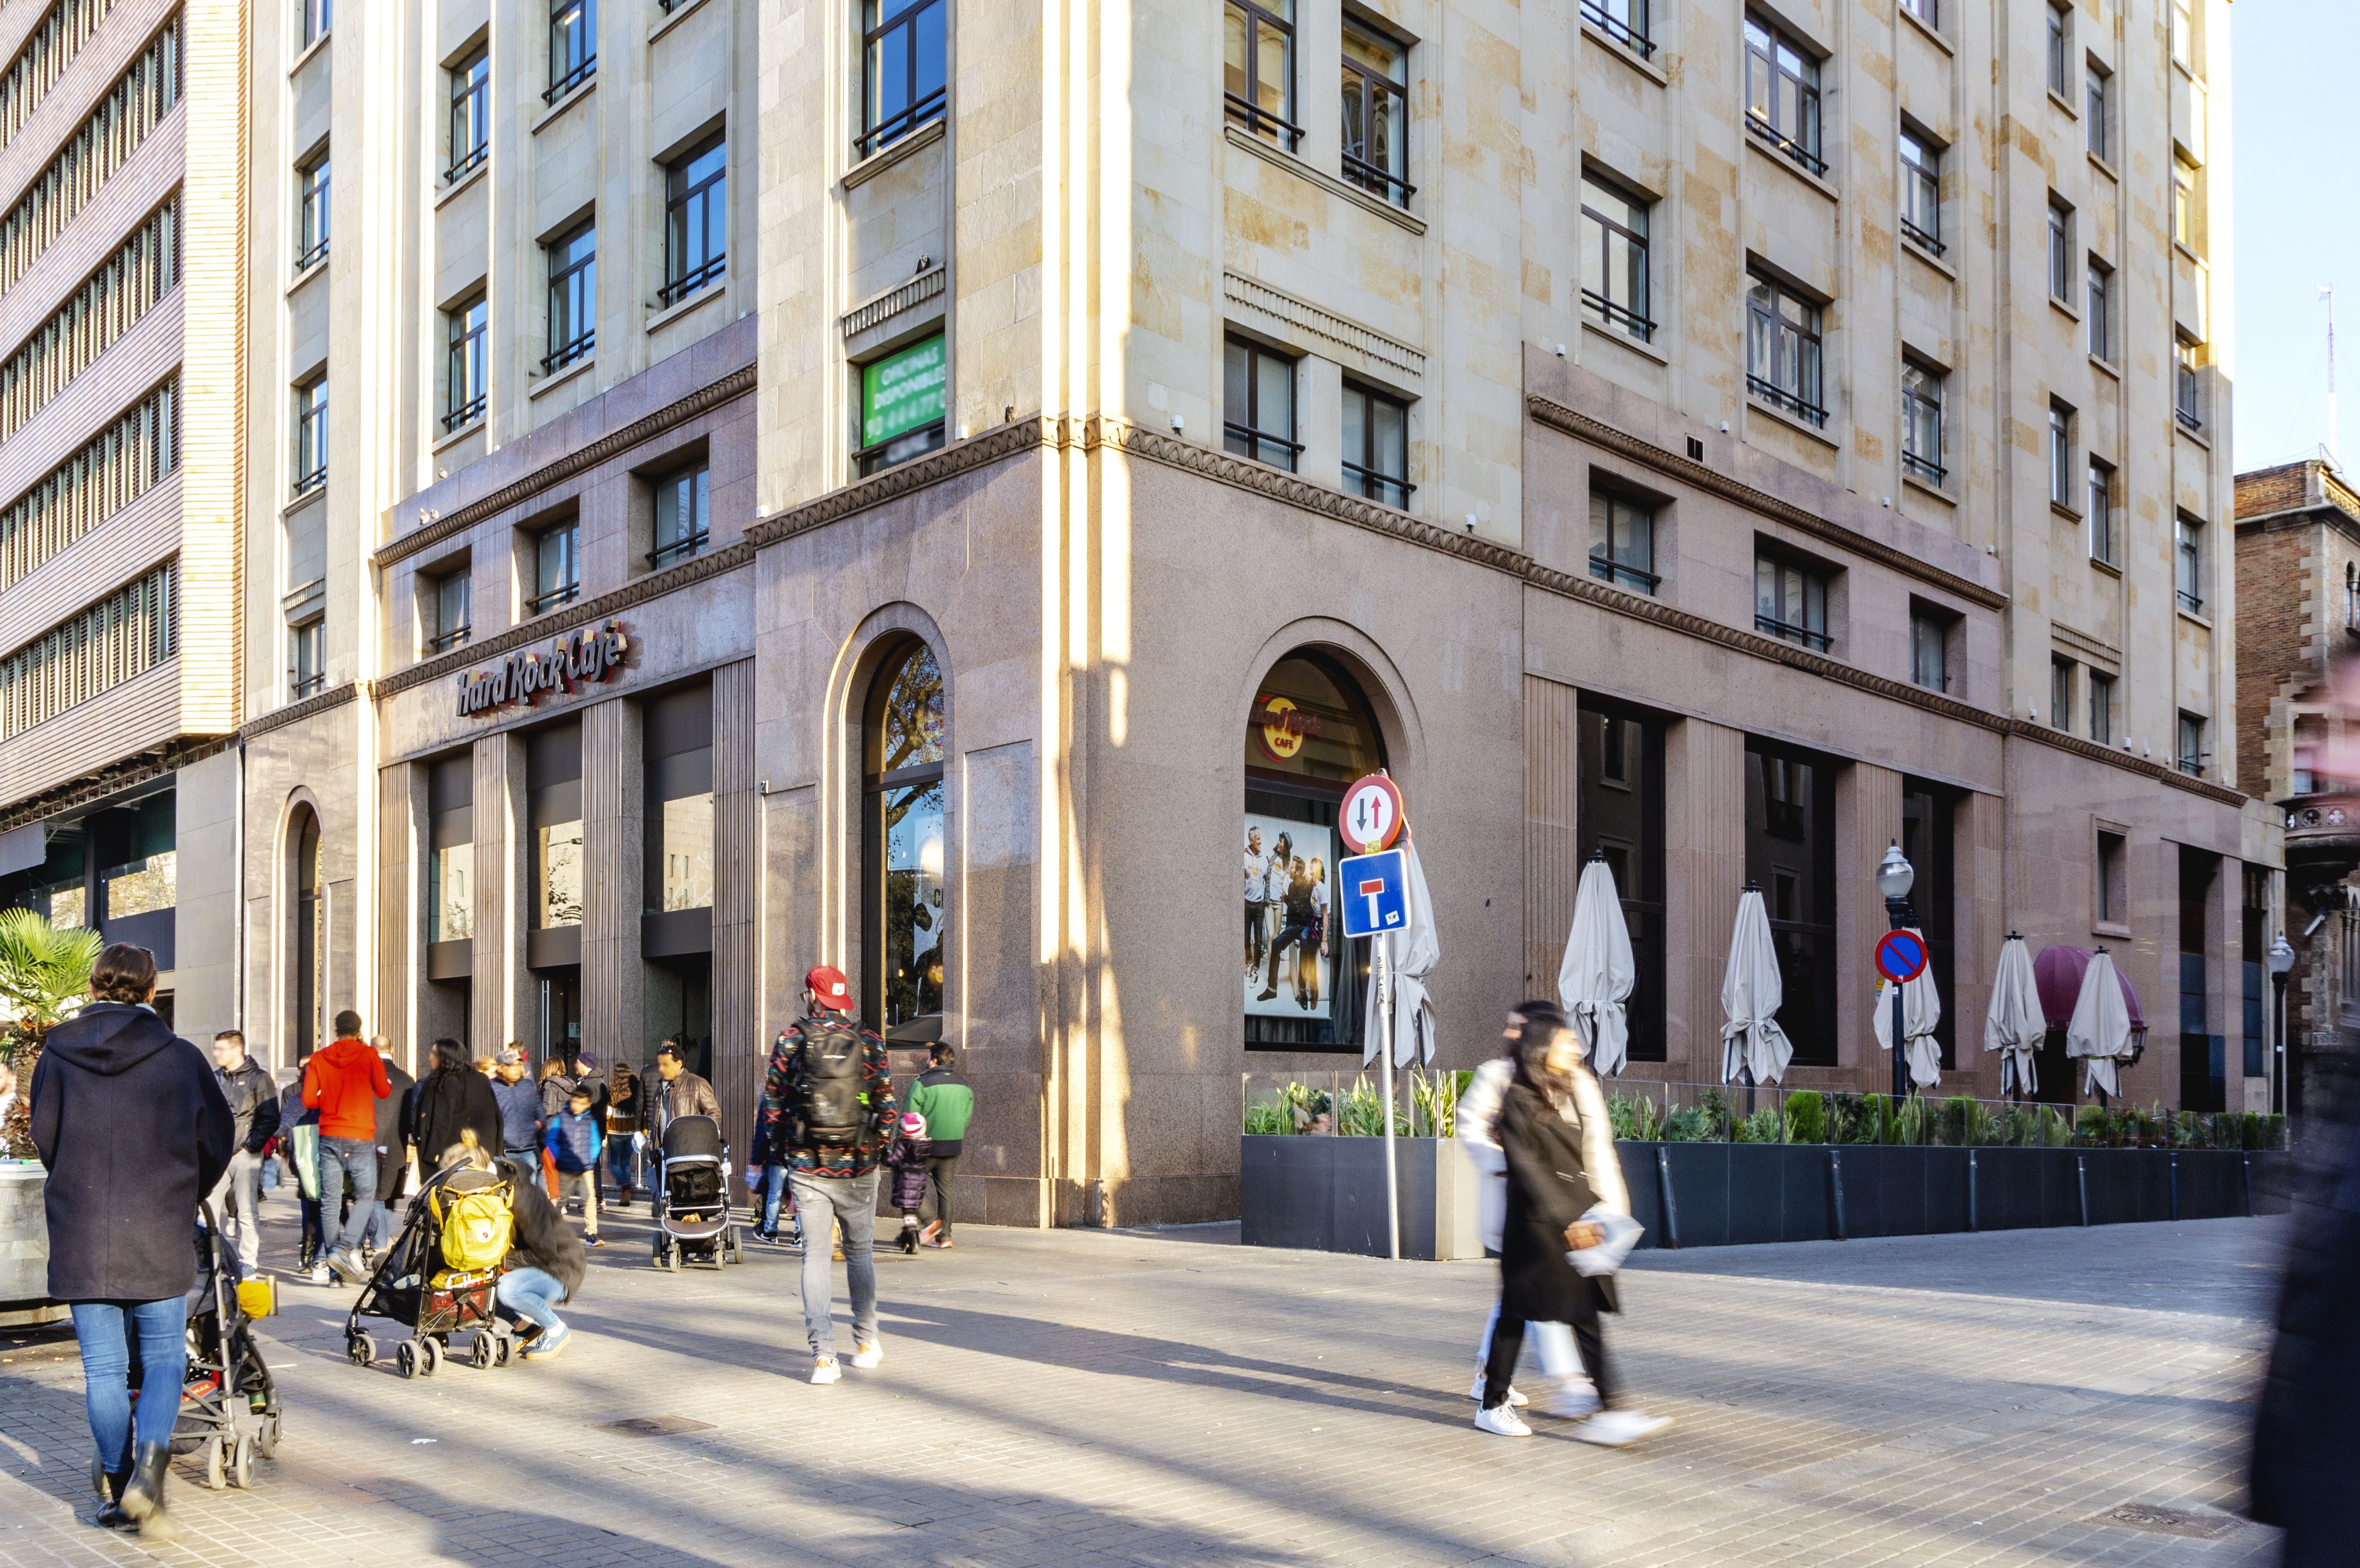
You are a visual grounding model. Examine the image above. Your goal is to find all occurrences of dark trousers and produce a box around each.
[921,1155,959,1237]
[1244,901,1266,972]
[299,1197,324,1258]
[1263,922,1314,994]
[1483,1314,1613,1411]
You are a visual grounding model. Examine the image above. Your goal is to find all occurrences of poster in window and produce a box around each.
[1243,813,1336,1019]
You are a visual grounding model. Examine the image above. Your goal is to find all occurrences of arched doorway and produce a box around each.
[288,804,324,1066]
[862,638,947,1041]
[1244,650,1384,1050]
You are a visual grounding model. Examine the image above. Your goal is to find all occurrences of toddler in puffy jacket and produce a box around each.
[886,1112,931,1255]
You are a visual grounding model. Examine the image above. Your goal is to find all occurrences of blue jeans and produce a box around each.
[606,1132,642,1196]
[70,1297,189,1472]
[787,1170,878,1357]
[495,1266,567,1333]
[316,1136,379,1254]
[758,1166,791,1232]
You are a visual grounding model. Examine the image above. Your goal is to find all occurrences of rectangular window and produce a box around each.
[2086,60,2111,159]
[427,567,470,655]
[289,615,324,699]
[1746,741,1836,1066]
[1899,0,1935,23]
[546,222,595,371]
[2050,656,2075,732]
[1224,0,1298,148]
[1899,128,1941,253]
[1580,174,1652,342]
[1223,335,1299,471]
[301,0,330,47]
[856,332,947,475]
[0,201,176,445]
[650,459,710,568]
[1582,0,1653,57]
[1901,360,1944,485]
[529,519,580,615]
[1590,490,1657,593]
[547,0,595,102]
[447,51,488,180]
[1744,16,1823,175]
[661,137,726,306]
[293,375,327,496]
[860,0,945,157]
[427,756,473,944]
[0,24,182,298]
[1579,699,1666,1059]
[2046,1,2070,95]
[0,564,175,738]
[444,295,487,432]
[2049,402,2072,507]
[1339,21,1410,205]
[1755,552,1828,651]
[2173,158,2196,248]
[2175,336,2202,430]
[2171,0,2193,69]
[2087,457,2114,562]
[528,722,583,929]
[0,381,178,592]
[99,795,174,922]
[2089,671,2115,745]
[645,685,714,915]
[2047,197,2072,300]
[2176,513,2204,612]
[2096,827,2127,924]
[2177,712,2206,777]
[1910,607,1948,692]
[1341,381,1412,509]
[2087,260,2112,360]
[1745,273,1824,427]
[295,152,329,271]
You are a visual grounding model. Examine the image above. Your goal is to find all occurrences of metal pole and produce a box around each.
[2273,971,2290,1118]
[1891,983,1907,1113]
[1378,935,1400,1261]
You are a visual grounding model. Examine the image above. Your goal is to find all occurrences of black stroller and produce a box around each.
[344,1163,519,1377]
[653,1114,742,1270]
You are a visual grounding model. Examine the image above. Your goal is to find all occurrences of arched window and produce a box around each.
[289,805,324,1065]
[1244,650,1383,1050]
[863,639,947,1039]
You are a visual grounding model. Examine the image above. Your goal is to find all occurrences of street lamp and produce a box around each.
[2268,933,2296,1118]
[1877,842,1916,1108]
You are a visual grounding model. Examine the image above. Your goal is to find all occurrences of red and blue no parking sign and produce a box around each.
[1874,929,1928,985]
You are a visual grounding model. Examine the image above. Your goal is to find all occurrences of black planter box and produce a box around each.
[1239,1136,1483,1259]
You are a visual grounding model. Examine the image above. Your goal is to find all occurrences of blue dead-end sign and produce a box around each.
[1875,929,1929,985]
[1338,849,1411,940]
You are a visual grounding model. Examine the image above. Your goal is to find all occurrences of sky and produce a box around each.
[2232,1,2360,474]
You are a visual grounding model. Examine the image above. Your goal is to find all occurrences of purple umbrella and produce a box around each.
[2032,944,2147,1034]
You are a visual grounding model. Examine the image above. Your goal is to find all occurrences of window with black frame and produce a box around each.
[1899,128,1940,253]
[1580,174,1652,342]
[295,152,329,271]
[546,221,595,371]
[528,518,579,614]
[1578,698,1665,1061]
[426,565,471,655]
[860,0,945,157]
[292,375,326,495]
[1754,549,1828,650]
[2177,512,2204,611]
[1743,15,1823,175]
[2086,59,2111,159]
[1909,604,1948,692]
[865,641,947,1041]
[448,51,488,181]
[1589,487,1657,593]
[1745,272,1824,426]
[1224,335,1298,471]
[444,295,487,432]
[288,616,325,699]
[1901,359,1944,485]
[2175,335,2203,429]
[650,458,709,568]
[661,138,725,307]
[1745,740,1835,1066]
[1901,782,1956,1068]
[1339,21,1410,205]
[301,0,331,48]
[2049,402,2074,506]
[1341,381,1410,508]
[2087,458,2114,563]
[528,719,584,932]
[2045,0,2071,95]
[2087,259,2112,361]
[1224,0,1298,148]
[2047,197,2072,300]
[645,684,715,923]
[547,0,595,102]
[1582,0,1651,57]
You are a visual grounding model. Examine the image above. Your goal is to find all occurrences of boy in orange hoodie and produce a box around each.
[300,1009,390,1285]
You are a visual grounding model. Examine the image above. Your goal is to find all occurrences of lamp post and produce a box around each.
[1876,842,1917,1114]
[2268,933,2296,1118]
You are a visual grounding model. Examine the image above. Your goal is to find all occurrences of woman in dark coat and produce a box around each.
[1478,1015,1669,1447]
[403,1038,502,1170]
[2249,1120,2360,1564]
[29,943,232,1539]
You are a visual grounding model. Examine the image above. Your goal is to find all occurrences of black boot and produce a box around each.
[119,1442,176,1541]
[90,1458,131,1528]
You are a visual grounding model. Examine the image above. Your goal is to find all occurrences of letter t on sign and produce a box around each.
[1359,878,1386,929]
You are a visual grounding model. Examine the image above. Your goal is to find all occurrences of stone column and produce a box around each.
[1522,675,1581,1003]
[1953,790,2007,1098]
[582,696,645,1067]
[1837,762,1905,1078]
[470,731,531,1059]
[711,660,761,1164]
[375,764,415,1073]
[1663,719,1745,1083]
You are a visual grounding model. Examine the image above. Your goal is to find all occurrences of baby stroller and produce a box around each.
[344,1163,520,1378]
[129,1206,282,1494]
[653,1113,741,1270]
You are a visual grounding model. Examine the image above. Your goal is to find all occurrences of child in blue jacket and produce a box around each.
[546,1085,604,1247]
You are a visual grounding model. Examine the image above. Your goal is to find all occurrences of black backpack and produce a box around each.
[795,1021,867,1148]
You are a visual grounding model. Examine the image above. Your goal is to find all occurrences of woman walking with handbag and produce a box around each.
[1476,1013,1670,1446]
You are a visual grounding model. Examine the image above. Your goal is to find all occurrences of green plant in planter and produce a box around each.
[1847,1093,1890,1145]
[2074,1104,2108,1145]
[1694,1087,1733,1141]
[1733,1106,1783,1143]
[1608,1092,1662,1142]
[0,909,102,1159]
[1784,1091,1827,1145]
[1660,1106,1715,1143]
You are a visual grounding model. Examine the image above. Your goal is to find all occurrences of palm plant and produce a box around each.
[0,909,101,1158]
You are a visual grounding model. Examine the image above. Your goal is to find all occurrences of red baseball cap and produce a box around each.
[805,965,853,1010]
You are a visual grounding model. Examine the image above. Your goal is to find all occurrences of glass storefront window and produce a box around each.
[539,819,582,926]
[47,884,85,928]
[102,851,175,918]
[882,778,945,1029]
[430,842,473,942]
[660,793,713,912]
[865,640,949,1038]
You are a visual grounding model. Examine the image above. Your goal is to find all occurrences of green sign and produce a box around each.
[862,335,947,446]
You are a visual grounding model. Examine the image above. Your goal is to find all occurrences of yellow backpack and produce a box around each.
[429,1175,515,1274]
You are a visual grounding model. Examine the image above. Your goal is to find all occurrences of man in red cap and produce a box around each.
[749,966,897,1384]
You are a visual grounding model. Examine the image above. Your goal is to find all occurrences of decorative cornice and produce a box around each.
[842,267,945,340]
[374,542,756,701]
[1526,394,2007,612]
[746,418,1055,549]
[1224,272,1426,384]
[373,365,758,570]
[2002,719,2250,807]
[239,679,360,741]
[0,734,231,837]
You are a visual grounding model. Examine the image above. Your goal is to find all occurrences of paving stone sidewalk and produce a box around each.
[0,1206,2290,1567]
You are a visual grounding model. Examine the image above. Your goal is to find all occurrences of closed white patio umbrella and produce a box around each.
[1720,887,1795,1088]
[1872,929,1944,1089]
[2065,945,2133,1101]
[1558,853,1636,1076]
[1982,933,2043,1099]
[1363,834,1439,1069]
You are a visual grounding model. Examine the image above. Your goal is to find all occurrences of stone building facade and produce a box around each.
[202,0,2277,1226]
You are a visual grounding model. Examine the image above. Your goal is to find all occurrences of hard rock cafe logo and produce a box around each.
[1256,694,1323,763]
[455,620,631,718]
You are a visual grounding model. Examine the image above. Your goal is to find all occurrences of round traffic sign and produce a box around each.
[1340,773,1406,854]
[1875,929,1928,985]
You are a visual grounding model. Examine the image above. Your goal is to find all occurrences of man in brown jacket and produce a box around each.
[646,1040,718,1210]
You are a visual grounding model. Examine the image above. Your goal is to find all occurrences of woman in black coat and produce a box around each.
[2250,1121,2360,1564]
[403,1038,502,1171]
[29,943,231,1538]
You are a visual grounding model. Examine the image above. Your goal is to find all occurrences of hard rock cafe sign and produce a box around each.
[1255,693,1323,763]
[455,620,631,718]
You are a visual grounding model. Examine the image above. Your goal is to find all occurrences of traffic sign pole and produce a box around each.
[1377,934,1399,1261]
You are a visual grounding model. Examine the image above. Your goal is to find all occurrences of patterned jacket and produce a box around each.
[751,1013,897,1178]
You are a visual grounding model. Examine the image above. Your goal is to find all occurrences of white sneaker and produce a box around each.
[1530,1376,1603,1420]
[849,1341,884,1369]
[1466,1371,1529,1408]
[1573,1410,1673,1448]
[1473,1403,1533,1437]
[809,1356,841,1385]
